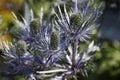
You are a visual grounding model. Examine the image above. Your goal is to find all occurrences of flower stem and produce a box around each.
[72,39,77,68]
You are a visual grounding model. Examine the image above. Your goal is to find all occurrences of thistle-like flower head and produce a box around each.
[1,0,102,80]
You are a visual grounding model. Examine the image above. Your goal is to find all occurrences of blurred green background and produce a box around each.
[0,0,120,80]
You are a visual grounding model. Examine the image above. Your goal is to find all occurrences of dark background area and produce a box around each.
[100,0,120,41]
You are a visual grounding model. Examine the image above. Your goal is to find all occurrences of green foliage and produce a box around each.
[13,75,26,80]
[75,41,120,80]
[31,0,56,17]
[96,41,120,74]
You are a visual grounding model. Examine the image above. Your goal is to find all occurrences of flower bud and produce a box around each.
[30,19,41,35]
[70,13,82,30]
[50,32,59,50]
[17,40,27,50]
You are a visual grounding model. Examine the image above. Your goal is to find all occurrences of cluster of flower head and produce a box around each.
[0,0,102,80]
